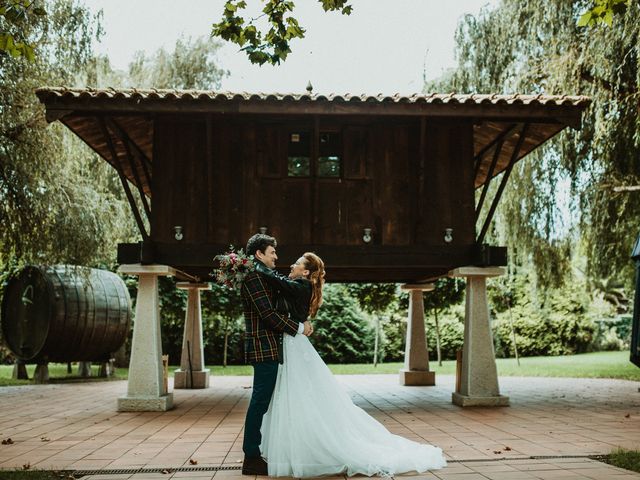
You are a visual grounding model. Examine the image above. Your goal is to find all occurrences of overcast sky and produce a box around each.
[84,0,497,95]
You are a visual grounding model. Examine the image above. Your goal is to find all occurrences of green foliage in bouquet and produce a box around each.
[213,247,256,290]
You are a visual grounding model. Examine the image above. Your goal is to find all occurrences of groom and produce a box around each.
[241,233,312,475]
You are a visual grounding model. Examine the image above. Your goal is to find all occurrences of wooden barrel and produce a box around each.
[1,265,131,362]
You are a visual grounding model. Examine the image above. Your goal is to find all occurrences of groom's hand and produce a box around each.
[303,320,313,336]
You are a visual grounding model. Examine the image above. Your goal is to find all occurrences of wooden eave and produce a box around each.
[36,88,591,197]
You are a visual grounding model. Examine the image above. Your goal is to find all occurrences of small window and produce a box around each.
[318,156,340,177]
[288,156,310,176]
[318,132,341,177]
[288,131,311,177]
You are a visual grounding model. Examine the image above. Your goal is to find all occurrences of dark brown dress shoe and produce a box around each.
[242,456,268,475]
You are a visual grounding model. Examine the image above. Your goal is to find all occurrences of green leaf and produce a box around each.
[577,11,592,27]
[23,43,34,62]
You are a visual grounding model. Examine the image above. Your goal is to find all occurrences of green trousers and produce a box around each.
[243,360,279,457]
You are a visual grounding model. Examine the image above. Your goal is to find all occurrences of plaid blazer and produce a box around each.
[241,269,300,364]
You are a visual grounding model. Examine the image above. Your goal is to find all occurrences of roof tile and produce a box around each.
[35,86,591,107]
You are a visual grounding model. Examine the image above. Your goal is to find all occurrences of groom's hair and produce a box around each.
[246,233,277,256]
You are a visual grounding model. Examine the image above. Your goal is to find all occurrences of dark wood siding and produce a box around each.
[149,115,479,281]
[152,117,207,244]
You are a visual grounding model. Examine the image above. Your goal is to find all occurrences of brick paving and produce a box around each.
[0,374,638,479]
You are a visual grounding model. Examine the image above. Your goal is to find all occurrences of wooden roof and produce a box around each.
[36,87,591,196]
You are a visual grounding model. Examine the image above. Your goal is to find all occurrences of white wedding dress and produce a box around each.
[260,333,447,477]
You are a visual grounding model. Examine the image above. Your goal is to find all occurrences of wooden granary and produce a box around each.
[36,88,590,282]
[36,88,590,410]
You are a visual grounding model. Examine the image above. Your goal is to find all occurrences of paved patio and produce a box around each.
[0,374,638,479]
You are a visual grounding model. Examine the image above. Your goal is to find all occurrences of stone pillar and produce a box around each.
[399,283,436,386]
[449,266,509,407]
[116,264,175,412]
[174,282,211,389]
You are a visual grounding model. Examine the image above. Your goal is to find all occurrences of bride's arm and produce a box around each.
[256,263,310,299]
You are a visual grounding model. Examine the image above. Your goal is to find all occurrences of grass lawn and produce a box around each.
[0,351,638,386]
[0,471,72,480]
[0,364,128,387]
[329,351,640,380]
[606,448,640,473]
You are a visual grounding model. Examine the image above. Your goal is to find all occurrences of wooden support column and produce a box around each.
[449,266,509,407]
[174,282,211,389]
[399,283,436,386]
[117,264,174,411]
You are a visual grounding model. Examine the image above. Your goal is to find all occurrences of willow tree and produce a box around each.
[0,0,142,273]
[428,0,639,287]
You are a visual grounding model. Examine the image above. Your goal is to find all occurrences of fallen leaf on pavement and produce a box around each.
[189,458,198,465]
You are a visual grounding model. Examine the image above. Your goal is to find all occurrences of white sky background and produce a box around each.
[85,0,497,95]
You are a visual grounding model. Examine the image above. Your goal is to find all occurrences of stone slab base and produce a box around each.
[452,392,510,407]
[117,393,174,412]
[399,369,436,386]
[174,369,210,389]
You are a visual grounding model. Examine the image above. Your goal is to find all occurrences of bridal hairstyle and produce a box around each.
[303,252,325,318]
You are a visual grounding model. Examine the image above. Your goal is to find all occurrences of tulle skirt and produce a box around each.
[260,334,447,477]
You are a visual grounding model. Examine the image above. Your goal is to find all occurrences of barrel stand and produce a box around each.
[399,283,436,386]
[117,264,174,411]
[12,360,28,380]
[34,364,49,384]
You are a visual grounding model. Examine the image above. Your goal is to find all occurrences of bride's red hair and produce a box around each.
[303,252,325,318]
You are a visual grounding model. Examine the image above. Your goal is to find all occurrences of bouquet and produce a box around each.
[213,246,256,290]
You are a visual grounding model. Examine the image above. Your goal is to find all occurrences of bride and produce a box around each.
[256,253,447,478]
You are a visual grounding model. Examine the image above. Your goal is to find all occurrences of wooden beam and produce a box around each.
[120,241,477,267]
[98,118,149,240]
[45,109,73,123]
[473,122,518,179]
[106,117,153,189]
[477,123,529,245]
[118,242,507,283]
[40,98,586,122]
[108,119,152,222]
[475,133,508,219]
[473,123,517,173]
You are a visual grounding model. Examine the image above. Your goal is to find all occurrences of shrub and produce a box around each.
[311,284,375,363]
[426,308,465,360]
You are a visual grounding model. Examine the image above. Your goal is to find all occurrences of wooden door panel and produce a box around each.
[152,118,207,244]
[343,180,374,246]
[314,181,346,244]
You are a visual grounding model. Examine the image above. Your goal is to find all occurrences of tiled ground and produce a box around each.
[0,374,638,479]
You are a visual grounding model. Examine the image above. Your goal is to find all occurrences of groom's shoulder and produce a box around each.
[242,270,264,289]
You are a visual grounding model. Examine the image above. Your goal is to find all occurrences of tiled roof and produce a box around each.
[36,87,591,107]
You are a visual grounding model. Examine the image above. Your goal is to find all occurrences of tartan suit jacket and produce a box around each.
[241,268,300,364]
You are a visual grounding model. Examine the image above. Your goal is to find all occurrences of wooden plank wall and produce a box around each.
[151,115,476,254]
